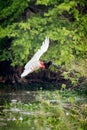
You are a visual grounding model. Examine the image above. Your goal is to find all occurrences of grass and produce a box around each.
[0,90,87,130]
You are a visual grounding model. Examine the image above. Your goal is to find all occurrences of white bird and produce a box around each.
[21,37,49,78]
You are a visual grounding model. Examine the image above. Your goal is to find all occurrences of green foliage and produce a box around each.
[0,0,87,80]
[0,0,29,25]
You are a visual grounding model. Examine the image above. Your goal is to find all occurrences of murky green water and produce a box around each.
[0,85,87,130]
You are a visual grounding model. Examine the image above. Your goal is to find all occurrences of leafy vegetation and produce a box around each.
[0,0,87,82]
[0,90,87,130]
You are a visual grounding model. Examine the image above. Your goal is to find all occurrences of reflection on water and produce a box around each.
[0,90,37,105]
[0,84,42,106]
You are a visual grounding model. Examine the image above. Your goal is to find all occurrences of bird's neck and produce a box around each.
[39,61,45,68]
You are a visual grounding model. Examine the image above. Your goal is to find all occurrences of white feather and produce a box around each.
[21,37,49,77]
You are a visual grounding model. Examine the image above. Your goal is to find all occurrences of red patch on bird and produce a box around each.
[40,61,45,68]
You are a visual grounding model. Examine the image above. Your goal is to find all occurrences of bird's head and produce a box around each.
[44,61,52,69]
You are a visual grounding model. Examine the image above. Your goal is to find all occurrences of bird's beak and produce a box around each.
[52,63,60,69]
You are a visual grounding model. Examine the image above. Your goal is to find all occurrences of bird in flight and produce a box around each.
[21,37,49,78]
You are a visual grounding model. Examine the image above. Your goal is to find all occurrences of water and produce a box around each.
[0,84,87,130]
[0,90,37,105]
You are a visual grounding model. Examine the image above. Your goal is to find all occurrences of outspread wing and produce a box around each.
[21,61,40,77]
[21,37,49,77]
[25,37,49,69]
